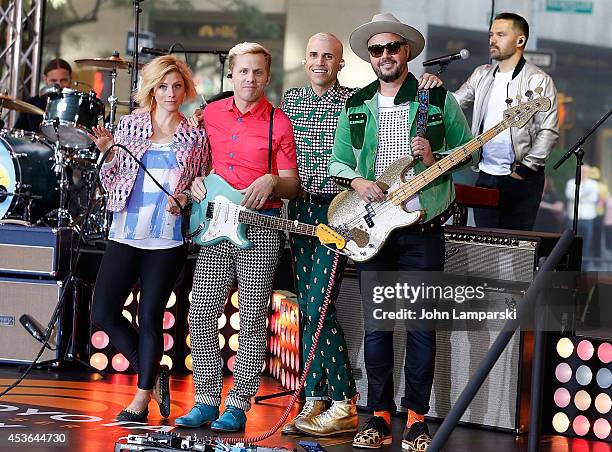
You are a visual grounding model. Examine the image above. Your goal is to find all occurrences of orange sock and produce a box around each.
[374,410,391,426]
[407,410,425,427]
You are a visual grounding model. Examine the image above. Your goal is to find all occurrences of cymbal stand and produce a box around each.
[106,54,119,132]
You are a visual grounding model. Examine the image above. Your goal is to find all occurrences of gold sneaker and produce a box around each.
[294,396,358,436]
[282,400,328,435]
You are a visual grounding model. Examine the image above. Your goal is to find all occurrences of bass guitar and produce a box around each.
[327,94,552,262]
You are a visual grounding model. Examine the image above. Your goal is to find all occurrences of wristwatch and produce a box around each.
[181,190,193,208]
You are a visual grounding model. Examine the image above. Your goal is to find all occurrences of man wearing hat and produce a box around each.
[329,13,475,450]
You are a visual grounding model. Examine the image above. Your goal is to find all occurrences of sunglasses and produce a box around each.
[367,40,407,58]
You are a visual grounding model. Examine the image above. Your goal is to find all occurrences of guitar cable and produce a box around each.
[0,144,186,399]
[218,252,342,444]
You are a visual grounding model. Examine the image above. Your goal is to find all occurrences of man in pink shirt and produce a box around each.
[176,42,299,431]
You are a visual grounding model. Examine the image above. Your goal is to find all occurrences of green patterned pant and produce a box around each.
[288,198,357,401]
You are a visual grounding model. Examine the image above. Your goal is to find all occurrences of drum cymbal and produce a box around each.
[75,55,143,71]
[0,94,45,115]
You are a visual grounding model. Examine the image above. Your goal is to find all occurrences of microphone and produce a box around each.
[19,314,52,350]
[140,46,169,56]
[422,49,470,67]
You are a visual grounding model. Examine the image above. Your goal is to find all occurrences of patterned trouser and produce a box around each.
[189,226,284,411]
[288,198,357,401]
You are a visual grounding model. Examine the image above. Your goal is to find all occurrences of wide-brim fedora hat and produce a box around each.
[350,12,425,62]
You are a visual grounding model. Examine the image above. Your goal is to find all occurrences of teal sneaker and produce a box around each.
[211,406,247,432]
[175,403,219,428]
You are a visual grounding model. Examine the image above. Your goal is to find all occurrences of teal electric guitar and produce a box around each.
[188,174,345,249]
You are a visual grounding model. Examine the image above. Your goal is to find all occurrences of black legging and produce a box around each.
[91,240,187,389]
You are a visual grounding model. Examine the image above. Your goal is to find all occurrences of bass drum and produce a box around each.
[0,130,59,222]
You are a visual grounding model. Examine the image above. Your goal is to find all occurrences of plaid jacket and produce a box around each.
[100,111,209,211]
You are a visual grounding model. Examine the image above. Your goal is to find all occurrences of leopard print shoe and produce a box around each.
[401,421,432,451]
[352,416,392,449]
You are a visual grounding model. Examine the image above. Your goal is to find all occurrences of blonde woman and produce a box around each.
[89,55,209,422]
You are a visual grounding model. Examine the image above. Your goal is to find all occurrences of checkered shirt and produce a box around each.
[281,83,358,194]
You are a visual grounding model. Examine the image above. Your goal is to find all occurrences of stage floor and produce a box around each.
[0,365,608,452]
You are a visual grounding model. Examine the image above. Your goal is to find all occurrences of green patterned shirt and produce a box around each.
[281,83,357,194]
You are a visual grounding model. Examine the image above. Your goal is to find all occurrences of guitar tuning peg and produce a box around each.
[516,94,523,102]
[525,90,533,99]
[534,87,543,96]
[505,98,513,107]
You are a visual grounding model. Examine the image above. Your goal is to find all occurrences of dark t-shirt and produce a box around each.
[13,96,46,132]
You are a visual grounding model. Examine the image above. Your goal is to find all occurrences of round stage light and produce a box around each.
[163,312,175,330]
[227,355,236,373]
[261,360,266,372]
[218,313,227,329]
[112,353,130,372]
[554,387,571,408]
[575,365,593,386]
[218,333,225,349]
[555,363,573,383]
[552,412,570,433]
[188,291,193,303]
[91,331,109,349]
[185,354,193,371]
[598,342,611,364]
[160,355,173,370]
[230,312,240,330]
[229,333,239,351]
[163,333,174,351]
[572,415,590,436]
[186,334,191,348]
[574,390,591,411]
[124,292,134,306]
[596,367,611,389]
[230,291,239,308]
[556,337,574,358]
[281,369,286,387]
[166,291,176,308]
[593,418,611,440]
[90,352,108,371]
[577,339,594,361]
[595,393,611,414]
[122,309,132,323]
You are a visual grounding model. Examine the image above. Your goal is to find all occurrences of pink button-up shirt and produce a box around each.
[203,96,297,209]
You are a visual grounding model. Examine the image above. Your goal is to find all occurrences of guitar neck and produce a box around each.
[237,210,317,236]
[389,118,511,205]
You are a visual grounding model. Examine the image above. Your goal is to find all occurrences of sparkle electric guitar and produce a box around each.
[327,94,552,262]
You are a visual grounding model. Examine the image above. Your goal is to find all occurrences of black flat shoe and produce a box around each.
[116,407,149,422]
[157,364,171,418]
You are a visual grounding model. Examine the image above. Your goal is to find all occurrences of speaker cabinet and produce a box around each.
[0,225,72,278]
[0,277,66,364]
[335,227,581,433]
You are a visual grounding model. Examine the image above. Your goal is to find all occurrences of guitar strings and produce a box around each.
[336,117,515,231]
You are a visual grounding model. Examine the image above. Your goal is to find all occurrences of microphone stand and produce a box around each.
[129,0,145,112]
[141,46,229,93]
[553,107,612,234]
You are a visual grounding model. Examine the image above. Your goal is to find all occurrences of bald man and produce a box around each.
[280,33,442,437]
[280,32,359,437]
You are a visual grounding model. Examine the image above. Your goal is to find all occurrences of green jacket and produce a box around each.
[328,73,476,222]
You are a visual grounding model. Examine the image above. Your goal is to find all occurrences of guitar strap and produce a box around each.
[268,107,275,173]
[416,89,429,139]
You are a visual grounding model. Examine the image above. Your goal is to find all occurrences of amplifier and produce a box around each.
[0,277,67,364]
[335,226,581,433]
[0,224,72,278]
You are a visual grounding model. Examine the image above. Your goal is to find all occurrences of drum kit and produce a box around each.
[0,52,141,240]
